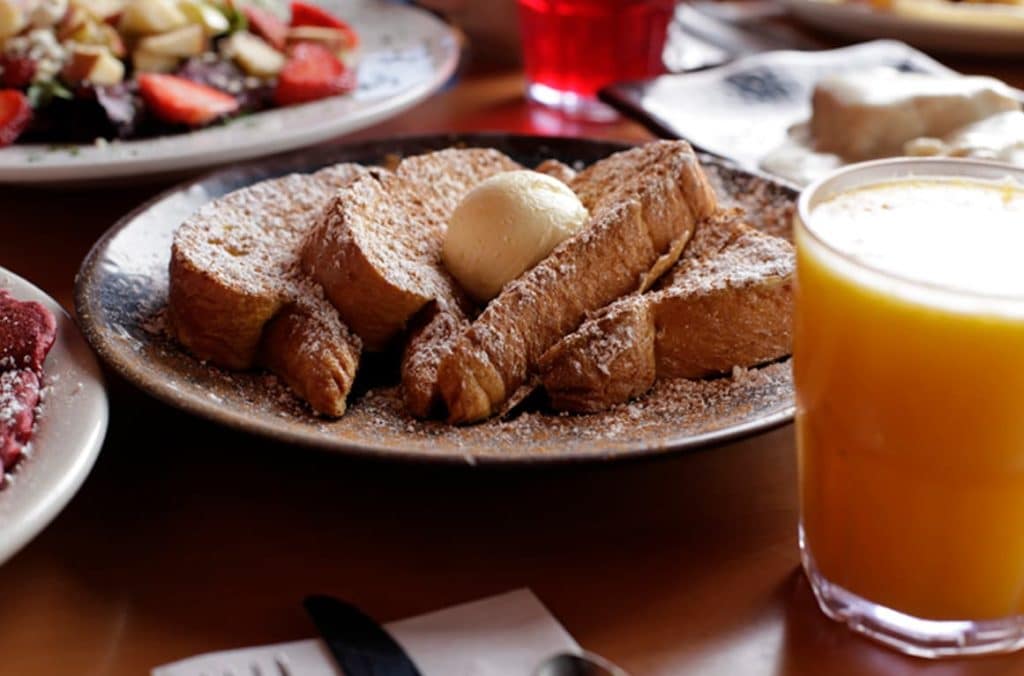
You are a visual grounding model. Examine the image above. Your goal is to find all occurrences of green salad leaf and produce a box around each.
[26,80,73,109]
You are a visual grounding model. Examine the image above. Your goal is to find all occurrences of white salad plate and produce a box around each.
[0,0,460,184]
[0,268,108,565]
[780,0,1024,57]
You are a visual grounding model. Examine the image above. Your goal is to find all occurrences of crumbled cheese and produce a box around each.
[5,28,68,82]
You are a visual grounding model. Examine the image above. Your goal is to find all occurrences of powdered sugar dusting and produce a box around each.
[170,164,365,415]
[702,162,796,243]
[0,370,29,427]
[302,149,519,350]
[659,228,794,297]
[174,164,366,300]
[326,361,792,456]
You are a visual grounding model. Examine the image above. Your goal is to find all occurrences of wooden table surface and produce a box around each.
[2,36,1024,676]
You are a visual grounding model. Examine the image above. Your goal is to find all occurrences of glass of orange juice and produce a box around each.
[794,158,1024,657]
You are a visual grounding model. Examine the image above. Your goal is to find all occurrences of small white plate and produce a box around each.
[603,40,1024,186]
[780,0,1024,57]
[0,268,108,566]
[0,0,460,184]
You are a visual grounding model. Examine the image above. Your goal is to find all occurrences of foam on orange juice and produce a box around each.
[796,177,1024,621]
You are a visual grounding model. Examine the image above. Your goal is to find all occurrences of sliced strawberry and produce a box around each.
[137,73,239,126]
[289,0,358,48]
[273,42,355,106]
[0,90,31,147]
[0,56,36,89]
[244,5,288,51]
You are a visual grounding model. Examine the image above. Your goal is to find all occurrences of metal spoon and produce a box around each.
[534,651,629,676]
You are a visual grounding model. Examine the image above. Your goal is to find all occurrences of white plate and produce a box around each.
[0,268,108,565]
[0,0,460,184]
[780,0,1024,56]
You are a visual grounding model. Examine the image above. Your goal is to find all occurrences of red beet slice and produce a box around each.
[0,368,40,470]
[0,290,57,477]
[0,289,56,374]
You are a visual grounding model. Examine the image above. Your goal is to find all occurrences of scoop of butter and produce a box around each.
[443,170,589,302]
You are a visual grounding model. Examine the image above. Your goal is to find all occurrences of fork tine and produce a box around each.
[274,653,292,676]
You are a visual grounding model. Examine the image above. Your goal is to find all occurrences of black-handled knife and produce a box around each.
[304,595,423,676]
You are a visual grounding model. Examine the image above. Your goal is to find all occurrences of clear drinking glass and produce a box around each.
[794,158,1024,658]
[516,0,676,122]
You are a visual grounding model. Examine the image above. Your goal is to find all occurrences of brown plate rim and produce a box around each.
[74,132,796,466]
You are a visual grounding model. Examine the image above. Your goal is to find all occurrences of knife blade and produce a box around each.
[303,595,423,676]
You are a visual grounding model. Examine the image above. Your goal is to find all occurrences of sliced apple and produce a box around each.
[132,47,178,71]
[64,16,102,42]
[97,21,126,56]
[0,0,28,39]
[71,0,125,21]
[57,3,88,38]
[178,0,226,35]
[62,44,125,85]
[60,14,127,56]
[221,30,282,77]
[285,25,351,58]
[65,17,100,42]
[136,23,204,57]
[29,0,69,28]
[118,0,186,34]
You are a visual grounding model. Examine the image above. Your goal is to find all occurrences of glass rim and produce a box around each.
[797,156,1024,305]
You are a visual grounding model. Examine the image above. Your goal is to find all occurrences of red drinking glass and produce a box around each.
[517,0,676,121]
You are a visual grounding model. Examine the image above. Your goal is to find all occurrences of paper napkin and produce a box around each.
[152,589,580,676]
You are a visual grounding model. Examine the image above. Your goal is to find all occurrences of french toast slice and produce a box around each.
[301,148,521,352]
[400,157,580,418]
[435,141,719,423]
[535,158,577,184]
[400,299,469,417]
[168,164,365,417]
[537,218,795,413]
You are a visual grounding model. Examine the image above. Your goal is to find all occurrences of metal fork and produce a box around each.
[665,0,829,72]
[202,652,294,676]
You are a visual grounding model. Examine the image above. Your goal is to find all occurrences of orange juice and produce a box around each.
[794,161,1024,656]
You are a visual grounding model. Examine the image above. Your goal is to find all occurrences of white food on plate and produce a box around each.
[761,68,1024,185]
[810,67,1019,160]
[904,110,1024,165]
[442,170,590,302]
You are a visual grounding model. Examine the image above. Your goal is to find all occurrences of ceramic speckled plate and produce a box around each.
[0,268,108,565]
[75,134,796,465]
[0,0,459,184]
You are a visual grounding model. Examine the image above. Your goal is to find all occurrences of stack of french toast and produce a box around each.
[167,141,795,425]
